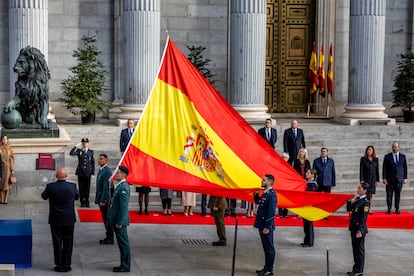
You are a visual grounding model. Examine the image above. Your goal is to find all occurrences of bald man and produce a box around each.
[42,167,79,272]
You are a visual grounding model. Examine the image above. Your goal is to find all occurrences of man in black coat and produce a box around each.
[119,119,135,153]
[283,119,306,164]
[382,142,408,214]
[346,182,370,276]
[41,167,79,273]
[70,137,95,207]
[258,118,277,149]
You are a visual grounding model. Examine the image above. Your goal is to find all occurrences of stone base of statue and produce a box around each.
[1,121,60,139]
[3,125,71,202]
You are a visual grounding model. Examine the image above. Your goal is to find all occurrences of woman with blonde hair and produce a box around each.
[0,134,15,204]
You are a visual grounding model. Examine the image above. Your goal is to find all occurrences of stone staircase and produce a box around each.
[59,118,414,214]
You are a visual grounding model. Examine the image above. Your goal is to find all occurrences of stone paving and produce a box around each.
[1,201,414,276]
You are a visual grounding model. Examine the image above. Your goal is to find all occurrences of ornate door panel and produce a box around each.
[266,0,315,113]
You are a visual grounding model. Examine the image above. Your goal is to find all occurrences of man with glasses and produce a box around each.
[258,119,277,149]
[254,174,277,276]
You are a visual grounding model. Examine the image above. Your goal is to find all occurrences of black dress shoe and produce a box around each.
[212,240,226,246]
[258,271,273,276]
[80,204,85,208]
[396,209,401,214]
[113,266,130,272]
[54,266,70,272]
[99,239,114,244]
[255,269,264,273]
[387,209,391,214]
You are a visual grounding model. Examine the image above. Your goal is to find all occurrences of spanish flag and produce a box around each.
[318,43,326,97]
[308,42,319,94]
[119,38,352,221]
[327,43,334,96]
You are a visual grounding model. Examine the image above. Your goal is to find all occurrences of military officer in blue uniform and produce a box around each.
[254,174,277,276]
[95,153,113,244]
[70,138,95,207]
[346,182,370,276]
[110,166,131,273]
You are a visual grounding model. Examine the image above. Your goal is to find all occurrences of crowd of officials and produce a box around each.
[38,118,408,275]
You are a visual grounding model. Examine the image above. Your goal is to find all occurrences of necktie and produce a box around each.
[293,129,297,138]
[267,129,270,140]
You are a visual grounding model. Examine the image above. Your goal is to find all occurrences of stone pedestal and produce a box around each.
[8,127,71,202]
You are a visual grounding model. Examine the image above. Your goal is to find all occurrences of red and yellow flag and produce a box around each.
[119,38,352,221]
[327,43,334,96]
[308,42,319,94]
[318,43,326,97]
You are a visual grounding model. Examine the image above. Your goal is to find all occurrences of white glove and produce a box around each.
[91,175,95,179]
[76,143,82,148]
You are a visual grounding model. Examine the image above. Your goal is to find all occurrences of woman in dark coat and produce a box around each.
[359,145,379,213]
[292,148,311,179]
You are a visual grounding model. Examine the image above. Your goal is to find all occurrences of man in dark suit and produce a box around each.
[41,167,79,273]
[70,137,95,207]
[120,119,135,153]
[258,118,277,149]
[283,119,306,164]
[382,142,408,214]
[312,147,336,193]
[346,182,370,276]
[110,166,131,273]
[254,174,277,276]
[95,153,114,244]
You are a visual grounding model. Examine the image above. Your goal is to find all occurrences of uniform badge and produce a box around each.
[364,206,369,212]
[121,191,126,194]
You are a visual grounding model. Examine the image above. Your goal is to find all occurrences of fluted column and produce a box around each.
[342,0,390,123]
[230,0,268,122]
[9,0,48,96]
[120,0,160,120]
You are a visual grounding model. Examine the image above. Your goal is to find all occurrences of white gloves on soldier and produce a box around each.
[76,143,82,148]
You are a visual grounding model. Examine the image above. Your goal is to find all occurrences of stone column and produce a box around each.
[9,0,48,96]
[341,0,393,124]
[120,0,160,120]
[230,0,269,122]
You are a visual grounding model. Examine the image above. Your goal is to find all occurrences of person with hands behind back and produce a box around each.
[346,182,370,276]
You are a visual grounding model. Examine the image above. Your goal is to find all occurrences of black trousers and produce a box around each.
[99,204,113,241]
[351,230,366,273]
[303,219,314,246]
[386,182,402,211]
[78,175,91,206]
[50,224,74,268]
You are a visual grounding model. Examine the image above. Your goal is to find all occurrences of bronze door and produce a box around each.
[266,0,315,113]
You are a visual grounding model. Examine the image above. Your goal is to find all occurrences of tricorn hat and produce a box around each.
[81,137,89,143]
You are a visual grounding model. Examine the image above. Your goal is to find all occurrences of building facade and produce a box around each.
[0,0,412,123]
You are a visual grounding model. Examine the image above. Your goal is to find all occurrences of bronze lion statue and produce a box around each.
[4,46,51,129]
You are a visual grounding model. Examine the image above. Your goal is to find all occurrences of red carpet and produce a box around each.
[78,209,414,229]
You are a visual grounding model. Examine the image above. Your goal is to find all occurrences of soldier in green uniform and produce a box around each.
[208,195,227,246]
[110,166,131,273]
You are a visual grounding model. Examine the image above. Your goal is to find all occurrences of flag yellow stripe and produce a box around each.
[289,206,332,221]
[131,79,261,189]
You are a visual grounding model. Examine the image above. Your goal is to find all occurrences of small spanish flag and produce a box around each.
[308,42,319,94]
[327,43,334,96]
[318,43,326,97]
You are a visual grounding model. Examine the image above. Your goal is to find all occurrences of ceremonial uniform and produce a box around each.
[347,195,369,275]
[110,180,131,272]
[208,196,227,245]
[70,143,95,207]
[254,187,277,274]
[95,164,113,243]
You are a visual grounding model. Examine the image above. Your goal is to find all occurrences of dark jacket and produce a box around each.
[70,147,95,177]
[383,152,407,183]
[313,157,336,187]
[258,127,277,149]
[95,165,112,204]
[41,180,79,225]
[360,157,379,185]
[292,159,311,179]
[254,188,277,231]
[283,128,306,161]
[120,128,134,152]
[347,196,369,234]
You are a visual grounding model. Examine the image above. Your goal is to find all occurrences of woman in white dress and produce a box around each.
[181,192,196,216]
